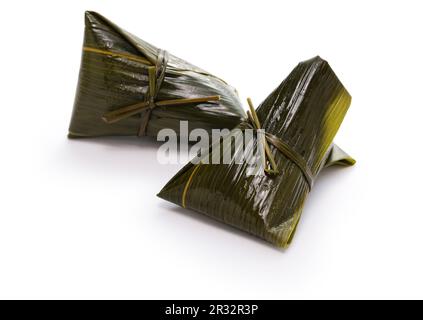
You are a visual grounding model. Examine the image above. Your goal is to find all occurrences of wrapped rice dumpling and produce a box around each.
[158,57,355,248]
[68,11,245,138]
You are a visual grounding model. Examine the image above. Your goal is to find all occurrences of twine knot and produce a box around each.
[101,49,220,136]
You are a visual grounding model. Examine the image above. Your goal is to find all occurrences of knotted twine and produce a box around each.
[101,49,220,136]
[242,98,314,189]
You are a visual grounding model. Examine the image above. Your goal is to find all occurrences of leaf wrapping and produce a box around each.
[158,57,355,248]
[68,11,246,138]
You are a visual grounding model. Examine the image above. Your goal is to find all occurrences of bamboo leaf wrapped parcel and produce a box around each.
[68,11,245,138]
[158,57,355,248]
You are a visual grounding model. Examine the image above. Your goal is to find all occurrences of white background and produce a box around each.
[0,0,422,299]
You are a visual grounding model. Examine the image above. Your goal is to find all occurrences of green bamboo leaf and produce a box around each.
[68,11,246,138]
[158,57,355,248]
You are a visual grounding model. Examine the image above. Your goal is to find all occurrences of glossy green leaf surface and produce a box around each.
[158,57,355,248]
[68,11,246,138]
